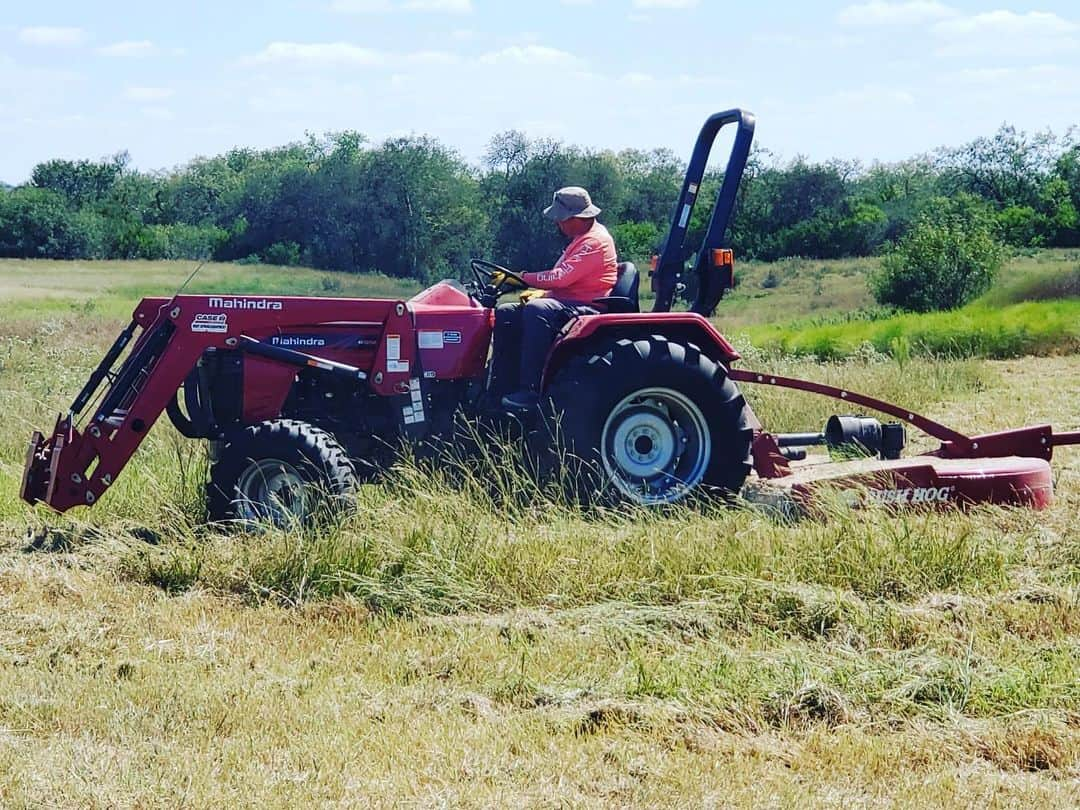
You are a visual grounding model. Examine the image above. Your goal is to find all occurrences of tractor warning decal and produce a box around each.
[418,330,444,349]
[191,313,228,333]
[386,334,409,373]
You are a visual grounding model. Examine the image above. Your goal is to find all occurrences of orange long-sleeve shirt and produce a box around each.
[521,222,618,304]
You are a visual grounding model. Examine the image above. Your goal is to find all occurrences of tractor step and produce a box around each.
[741,454,1054,516]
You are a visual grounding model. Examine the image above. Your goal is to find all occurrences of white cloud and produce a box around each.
[632,0,697,7]
[98,40,156,57]
[125,86,174,102]
[619,72,655,84]
[248,42,385,67]
[244,42,464,71]
[142,106,175,121]
[402,50,460,65]
[932,10,1077,38]
[478,45,584,67]
[820,85,916,109]
[402,0,472,11]
[837,1,955,26]
[330,0,472,12]
[17,26,87,46]
[946,64,1078,95]
[329,0,393,11]
[931,10,1078,56]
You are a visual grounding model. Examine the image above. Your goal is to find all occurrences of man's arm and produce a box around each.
[521,237,603,291]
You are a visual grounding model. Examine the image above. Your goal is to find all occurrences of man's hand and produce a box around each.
[490,269,527,291]
[519,289,545,303]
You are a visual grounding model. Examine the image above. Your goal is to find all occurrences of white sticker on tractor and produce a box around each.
[418,330,444,350]
[678,203,692,229]
[387,335,401,361]
[191,313,227,333]
[387,360,410,373]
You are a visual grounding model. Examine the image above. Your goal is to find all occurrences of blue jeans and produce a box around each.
[490,298,597,396]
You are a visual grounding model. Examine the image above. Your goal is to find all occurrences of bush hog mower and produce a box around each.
[21,110,1079,523]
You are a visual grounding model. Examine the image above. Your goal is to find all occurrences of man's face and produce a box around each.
[556,219,574,239]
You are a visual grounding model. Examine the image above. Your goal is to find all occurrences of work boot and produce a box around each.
[501,389,539,412]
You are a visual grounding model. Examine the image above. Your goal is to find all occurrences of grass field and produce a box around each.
[720,249,1080,359]
[0,257,1078,806]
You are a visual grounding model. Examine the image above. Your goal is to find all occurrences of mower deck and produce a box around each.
[740,452,1054,515]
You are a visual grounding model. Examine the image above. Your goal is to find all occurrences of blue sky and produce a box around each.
[1,0,1078,183]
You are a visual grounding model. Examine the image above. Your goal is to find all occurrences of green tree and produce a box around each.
[30,154,127,207]
[0,187,105,258]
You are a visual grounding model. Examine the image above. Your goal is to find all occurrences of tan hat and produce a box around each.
[543,186,601,221]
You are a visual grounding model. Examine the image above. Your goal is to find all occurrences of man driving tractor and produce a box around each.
[488,186,618,410]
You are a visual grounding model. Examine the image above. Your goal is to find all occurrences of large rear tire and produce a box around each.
[207,419,358,526]
[544,336,753,505]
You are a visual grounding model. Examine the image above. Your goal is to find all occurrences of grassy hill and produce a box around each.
[718,250,1080,359]
[0,257,1077,805]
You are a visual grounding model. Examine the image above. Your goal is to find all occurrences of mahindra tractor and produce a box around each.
[21,110,1079,523]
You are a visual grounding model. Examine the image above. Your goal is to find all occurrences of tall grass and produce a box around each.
[745,299,1080,360]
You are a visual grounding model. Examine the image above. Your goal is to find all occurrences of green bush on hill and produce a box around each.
[872,195,1006,312]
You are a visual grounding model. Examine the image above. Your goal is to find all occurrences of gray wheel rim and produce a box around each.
[600,387,711,504]
[234,458,310,525]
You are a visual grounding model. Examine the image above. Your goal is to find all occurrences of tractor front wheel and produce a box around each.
[544,336,753,505]
[207,419,358,526]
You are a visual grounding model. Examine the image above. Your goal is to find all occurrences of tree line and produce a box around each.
[1,123,1078,279]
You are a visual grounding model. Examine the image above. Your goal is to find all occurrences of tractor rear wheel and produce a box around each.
[544,336,753,505]
[207,419,358,526]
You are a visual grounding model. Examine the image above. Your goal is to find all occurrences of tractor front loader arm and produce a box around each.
[21,299,222,513]
[22,293,389,514]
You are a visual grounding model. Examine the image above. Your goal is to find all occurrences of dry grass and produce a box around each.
[0,260,1077,806]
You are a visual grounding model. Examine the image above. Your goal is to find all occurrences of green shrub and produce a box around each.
[996,205,1043,247]
[0,188,106,258]
[610,220,661,265]
[872,196,1006,312]
[127,223,228,261]
[262,240,301,266]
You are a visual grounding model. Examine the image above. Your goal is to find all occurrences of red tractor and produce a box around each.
[21,110,1079,523]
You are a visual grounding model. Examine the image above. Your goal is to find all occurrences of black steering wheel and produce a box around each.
[469,259,527,291]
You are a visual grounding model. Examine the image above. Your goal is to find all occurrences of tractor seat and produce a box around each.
[593,262,639,313]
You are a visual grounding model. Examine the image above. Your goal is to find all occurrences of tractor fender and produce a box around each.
[541,312,741,389]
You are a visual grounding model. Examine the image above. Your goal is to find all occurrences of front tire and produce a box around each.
[544,336,753,505]
[207,419,358,526]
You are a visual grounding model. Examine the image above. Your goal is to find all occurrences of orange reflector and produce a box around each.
[649,254,659,272]
[712,248,734,267]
